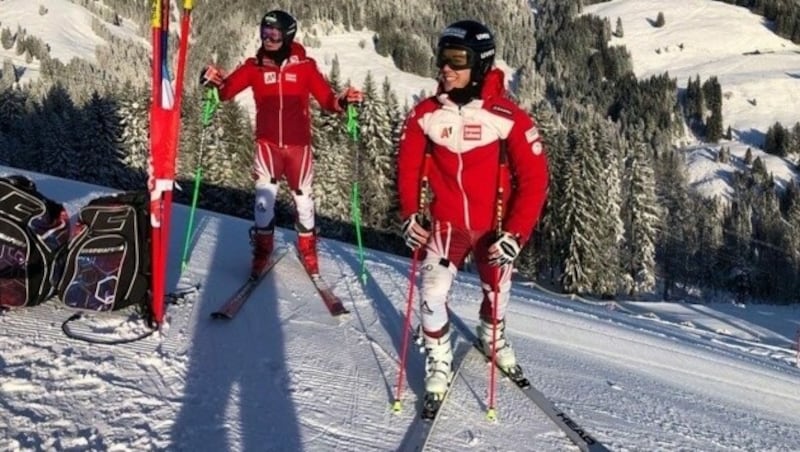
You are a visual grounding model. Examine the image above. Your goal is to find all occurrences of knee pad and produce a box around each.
[419,256,456,332]
[292,191,315,232]
[254,182,278,228]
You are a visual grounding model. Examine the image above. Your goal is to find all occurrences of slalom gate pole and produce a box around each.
[180,88,220,271]
[392,147,432,413]
[347,103,368,285]
[148,0,195,326]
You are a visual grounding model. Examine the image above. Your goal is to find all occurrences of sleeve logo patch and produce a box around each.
[532,142,543,155]
[525,126,540,143]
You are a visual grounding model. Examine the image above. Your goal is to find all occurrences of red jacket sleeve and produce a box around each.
[218,59,256,102]
[306,58,342,113]
[502,107,549,245]
[397,101,435,219]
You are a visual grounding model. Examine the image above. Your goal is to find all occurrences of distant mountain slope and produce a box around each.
[585,0,800,199]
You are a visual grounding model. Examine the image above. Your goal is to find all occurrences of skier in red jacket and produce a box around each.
[397,20,549,399]
[201,10,363,277]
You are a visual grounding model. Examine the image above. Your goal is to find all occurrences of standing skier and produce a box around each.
[201,10,363,277]
[396,21,549,399]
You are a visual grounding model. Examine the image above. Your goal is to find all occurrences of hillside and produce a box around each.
[585,0,800,198]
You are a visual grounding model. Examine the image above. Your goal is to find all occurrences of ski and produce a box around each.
[299,262,350,316]
[448,310,611,452]
[210,248,288,320]
[309,274,349,316]
[397,342,474,452]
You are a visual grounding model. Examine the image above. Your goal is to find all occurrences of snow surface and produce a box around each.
[1,170,800,451]
[2,1,800,450]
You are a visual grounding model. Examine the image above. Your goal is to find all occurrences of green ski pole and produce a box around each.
[180,87,220,271]
[347,103,367,285]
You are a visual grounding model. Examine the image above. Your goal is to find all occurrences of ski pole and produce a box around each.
[486,143,509,422]
[347,103,368,285]
[392,144,432,413]
[180,87,220,271]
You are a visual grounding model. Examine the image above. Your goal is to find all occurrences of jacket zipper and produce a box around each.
[455,106,470,230]
[278,64,284,147]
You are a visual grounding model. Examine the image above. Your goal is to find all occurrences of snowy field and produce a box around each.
[1,169,799,451]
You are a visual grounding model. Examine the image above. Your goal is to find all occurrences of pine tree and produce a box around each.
[117,83,150,190]
[656,150,692,299]
[39,84,81,179]
[560,121,603,294]
[622,141,659,295]
[614,17,624,38]
[354,71,396,232]
[312,64,353,235]
[81,91,126,187]
[591,118,624,296]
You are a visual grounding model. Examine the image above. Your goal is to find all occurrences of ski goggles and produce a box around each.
[435,46,474,70]
[260,25,284,43]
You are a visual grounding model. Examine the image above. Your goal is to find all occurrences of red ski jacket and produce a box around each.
[397,69,549,245]
[217,42,342,146]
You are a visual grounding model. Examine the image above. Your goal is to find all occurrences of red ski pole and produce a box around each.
[392,148,432,413]
[486,143,509,421]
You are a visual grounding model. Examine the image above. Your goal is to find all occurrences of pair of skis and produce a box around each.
[209,247,349,320]
[401,312,610,452]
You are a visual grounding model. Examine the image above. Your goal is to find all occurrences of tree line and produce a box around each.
[2,0,800,303]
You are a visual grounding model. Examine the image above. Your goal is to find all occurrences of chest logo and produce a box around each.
[285,73,297,83]
[463,124,482,141]
[264,72,277,84]
[440,127,453,139]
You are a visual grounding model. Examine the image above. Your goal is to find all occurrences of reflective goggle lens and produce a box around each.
[261,26,283,43]
[436,47,472,70]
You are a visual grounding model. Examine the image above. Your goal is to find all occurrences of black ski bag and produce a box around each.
[58,191,151,312]
[0,175,70,308]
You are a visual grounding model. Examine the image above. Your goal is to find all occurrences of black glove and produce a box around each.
[401,214,430,250]
[488,232,521,266]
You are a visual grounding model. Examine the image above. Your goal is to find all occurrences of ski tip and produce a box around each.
[210,312,231,320]
[332,308,351,318]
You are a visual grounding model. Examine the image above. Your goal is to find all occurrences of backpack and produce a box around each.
[58,191,151,314]
[0,175,70,308]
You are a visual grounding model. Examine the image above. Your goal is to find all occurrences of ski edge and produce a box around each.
[448,309,611,452]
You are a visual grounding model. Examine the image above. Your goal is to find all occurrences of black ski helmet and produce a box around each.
[437,20,496,80]
[261,10,297,44]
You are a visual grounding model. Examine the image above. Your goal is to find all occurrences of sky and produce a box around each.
[2,1,800,451]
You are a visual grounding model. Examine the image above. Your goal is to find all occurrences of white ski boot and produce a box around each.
[477,318,517,371]
[422,327,454,396]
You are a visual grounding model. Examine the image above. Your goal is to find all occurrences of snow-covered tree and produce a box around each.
[622,141,659,295]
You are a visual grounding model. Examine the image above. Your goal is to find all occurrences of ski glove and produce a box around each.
[488,232,521,266]
[337,86,364,110]
[199,65,225,88]
[402,214,430,250]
